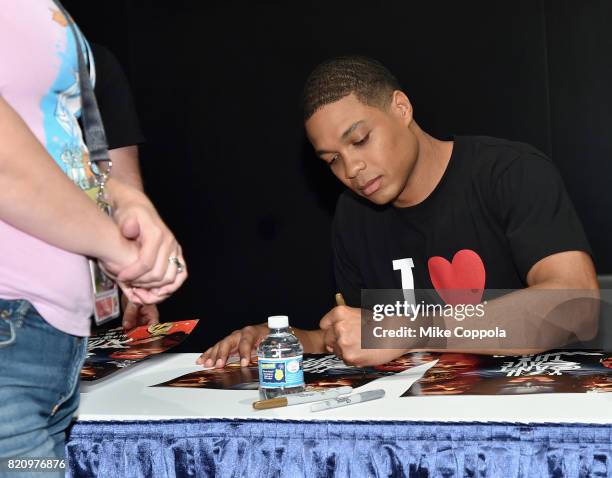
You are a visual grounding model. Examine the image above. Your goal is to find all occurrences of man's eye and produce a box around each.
[354,133,370,146]
[328,155,339,166]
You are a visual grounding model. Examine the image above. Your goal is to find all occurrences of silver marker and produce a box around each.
[310,389,385,412]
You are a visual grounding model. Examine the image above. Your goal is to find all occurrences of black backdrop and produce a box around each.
[62,0,612,352]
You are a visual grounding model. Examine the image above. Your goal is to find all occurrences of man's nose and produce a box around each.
[344,156,366,179]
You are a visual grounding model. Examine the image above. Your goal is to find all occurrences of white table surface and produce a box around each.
[77,353,612,423]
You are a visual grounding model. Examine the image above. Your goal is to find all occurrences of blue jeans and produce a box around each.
[0,299,87,478]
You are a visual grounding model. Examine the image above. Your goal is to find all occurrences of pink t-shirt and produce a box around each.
[0,0,98,336]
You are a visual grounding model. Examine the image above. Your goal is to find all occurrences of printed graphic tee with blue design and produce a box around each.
[0,0,97,336]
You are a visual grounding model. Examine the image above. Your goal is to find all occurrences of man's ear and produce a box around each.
[391,90,413,126]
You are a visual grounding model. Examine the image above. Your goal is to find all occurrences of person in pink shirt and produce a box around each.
[0,0,187,468]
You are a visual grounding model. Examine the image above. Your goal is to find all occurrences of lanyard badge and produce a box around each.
[88,159,120,325]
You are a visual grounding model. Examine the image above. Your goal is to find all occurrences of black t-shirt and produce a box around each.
[333,136,592,307]
[91,43,145,149]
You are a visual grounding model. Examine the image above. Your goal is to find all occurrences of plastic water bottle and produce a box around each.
[257,315,305,399]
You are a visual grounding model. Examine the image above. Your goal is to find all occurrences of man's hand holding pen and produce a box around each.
[320,302,408,367]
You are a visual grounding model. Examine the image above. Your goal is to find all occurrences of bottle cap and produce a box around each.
[268,315,289,329]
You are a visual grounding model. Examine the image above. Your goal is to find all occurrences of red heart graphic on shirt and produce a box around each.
[427,249,486,305]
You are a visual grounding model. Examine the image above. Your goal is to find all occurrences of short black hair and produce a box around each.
[302,56,402,121]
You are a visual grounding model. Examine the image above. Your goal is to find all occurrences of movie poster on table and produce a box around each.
[81,320,199,384]
[401,350,612,396]
[153,352,436,390]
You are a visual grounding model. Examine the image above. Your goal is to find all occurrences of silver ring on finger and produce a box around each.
[168,255,185,273]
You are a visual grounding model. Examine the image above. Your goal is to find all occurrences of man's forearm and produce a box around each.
[0,96,133,263]
[363,283,599,356]
[421,285,600,353]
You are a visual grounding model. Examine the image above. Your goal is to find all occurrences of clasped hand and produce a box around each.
[98,184,188,307]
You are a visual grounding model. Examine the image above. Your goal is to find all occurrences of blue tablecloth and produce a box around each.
[66,419,612,477]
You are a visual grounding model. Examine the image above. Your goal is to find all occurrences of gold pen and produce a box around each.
[335,292,346,306]
[253,386,353,410]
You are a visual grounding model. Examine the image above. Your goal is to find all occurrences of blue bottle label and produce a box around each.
[258,355,304,388]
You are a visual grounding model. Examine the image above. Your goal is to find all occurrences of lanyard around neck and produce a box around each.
[52,0,112,200]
